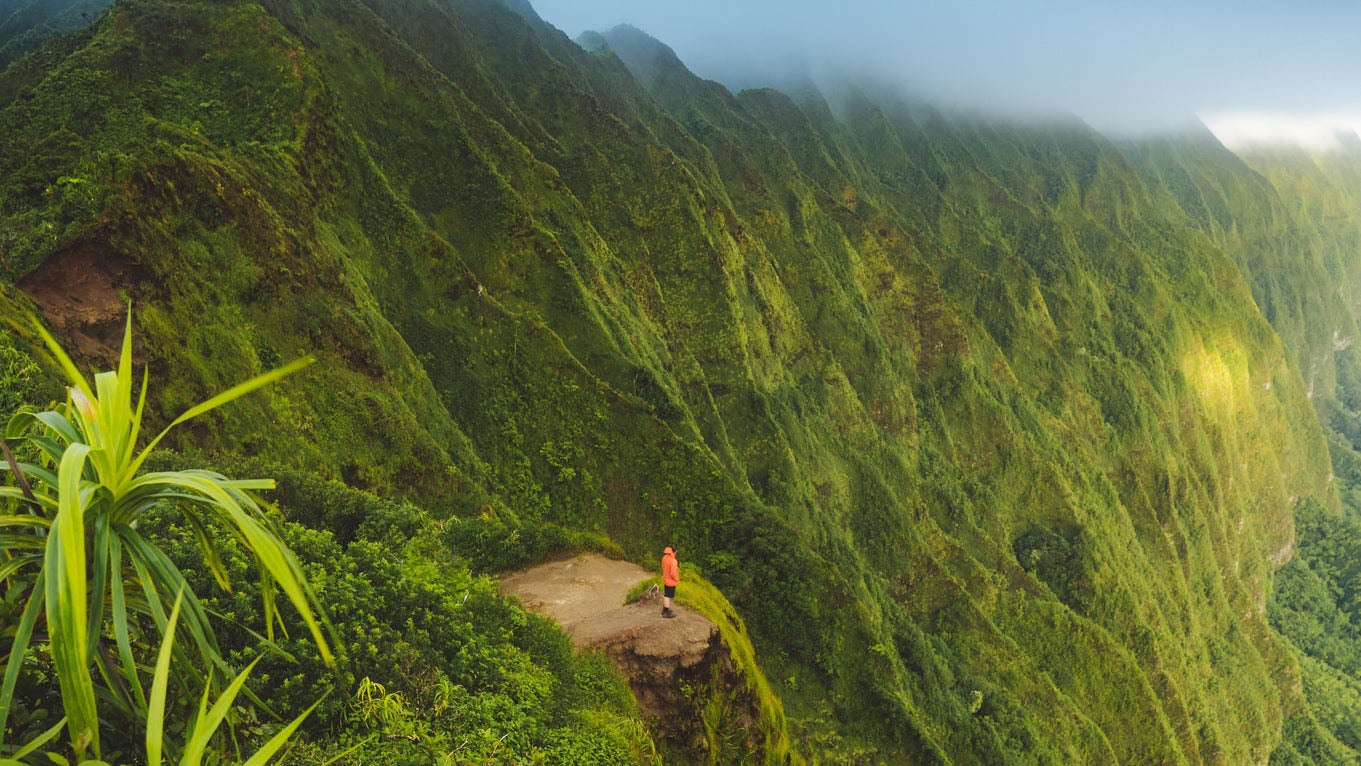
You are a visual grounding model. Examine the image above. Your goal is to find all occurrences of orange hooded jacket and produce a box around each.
[662,547,680,587]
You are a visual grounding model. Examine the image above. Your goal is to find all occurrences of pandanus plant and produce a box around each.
[0,310,332,762]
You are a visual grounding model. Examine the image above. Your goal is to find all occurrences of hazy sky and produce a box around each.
[530,0,1361,146]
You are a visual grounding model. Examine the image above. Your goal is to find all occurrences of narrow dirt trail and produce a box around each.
[499,554,719,717]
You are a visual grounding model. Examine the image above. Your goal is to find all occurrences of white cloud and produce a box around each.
[1201,112,1361,151]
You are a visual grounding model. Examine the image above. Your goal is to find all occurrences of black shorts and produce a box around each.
[664,584,676,598]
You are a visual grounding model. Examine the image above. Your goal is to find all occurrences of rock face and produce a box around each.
[499,555,743,745]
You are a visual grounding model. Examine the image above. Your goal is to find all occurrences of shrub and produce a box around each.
[140,464,655,764]
[0,311,326,761]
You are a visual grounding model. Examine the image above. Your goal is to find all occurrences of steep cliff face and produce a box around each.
[1218,144,1361,762]
[0,0,1343,761]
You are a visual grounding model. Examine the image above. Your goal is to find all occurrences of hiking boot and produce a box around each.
[662,608,675,618]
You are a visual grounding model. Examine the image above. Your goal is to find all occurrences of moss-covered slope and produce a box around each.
[0,0,1344,761]
[1169,141,1361,764]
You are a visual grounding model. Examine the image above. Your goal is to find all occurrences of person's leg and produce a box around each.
[663,584,675,615]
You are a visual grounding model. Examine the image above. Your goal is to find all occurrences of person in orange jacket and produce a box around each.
[661,546,680,618]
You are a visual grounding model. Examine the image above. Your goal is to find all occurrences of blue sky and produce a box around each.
[529,0,1361,145]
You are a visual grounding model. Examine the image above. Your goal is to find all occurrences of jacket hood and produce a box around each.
[663,547,674,555]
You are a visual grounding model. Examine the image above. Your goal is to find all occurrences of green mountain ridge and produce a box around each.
[4,0,1361,762]
[0,0,108,68]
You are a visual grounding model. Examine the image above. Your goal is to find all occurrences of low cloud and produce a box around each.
[1202,113,1361,151]
[531,0,1361,141]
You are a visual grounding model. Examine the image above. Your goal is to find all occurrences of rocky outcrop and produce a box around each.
[585,594,734,741]
[499,555,762,756]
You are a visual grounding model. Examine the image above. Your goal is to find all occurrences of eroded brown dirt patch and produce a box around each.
[17,242,146,360]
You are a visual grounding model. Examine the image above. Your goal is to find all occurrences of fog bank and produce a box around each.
[531,0,1361,141]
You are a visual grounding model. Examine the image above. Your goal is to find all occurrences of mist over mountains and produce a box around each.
[7,0,1361,762]
[537,0,1361,139]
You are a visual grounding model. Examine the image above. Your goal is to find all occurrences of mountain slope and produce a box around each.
[0,0,1345,761]
[1211,142,1361,763]
[0,0,108,67]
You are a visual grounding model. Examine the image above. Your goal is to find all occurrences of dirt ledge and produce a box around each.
[499,554,751,749]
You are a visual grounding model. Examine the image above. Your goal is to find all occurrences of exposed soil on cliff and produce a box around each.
[16,241,145,360]
[499,554,727,739]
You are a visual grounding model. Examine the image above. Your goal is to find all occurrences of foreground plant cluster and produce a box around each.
[0,317,655,763]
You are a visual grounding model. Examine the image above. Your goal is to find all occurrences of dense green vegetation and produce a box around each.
[1122,136,1361,762]
[0,0,110,69]
[5,0,1361,762]
[0,322,655,763]
[143,452,655,764]
[0,308,340,763]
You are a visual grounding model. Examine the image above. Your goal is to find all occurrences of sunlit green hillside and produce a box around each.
[2,0,1360,762]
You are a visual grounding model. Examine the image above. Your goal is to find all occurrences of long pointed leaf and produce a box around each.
[182,656,265,763]
[0,514,52,528]
[181,512,233,593]
[146,589,186,766]
[4,409,35,440]
[46,442,99,759]
[239,698,320,766]
[114,309,134,471]
[122,532,270,715]
[87,513,111,661]
[89,371,121,483]
[124,534,224,678]
[126,366,148,478]
[11,715,67,759]
[32,410,81,448]
[0,536,45,551]
[129,356,313,479]
[14,460,57,492]
[29,317,94,404]
[109,536,147,714]
[0,555,38,583]
[0,571,44,738]
[126,471,334,663]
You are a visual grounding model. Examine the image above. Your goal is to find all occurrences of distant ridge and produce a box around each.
[4,0,1361,761]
